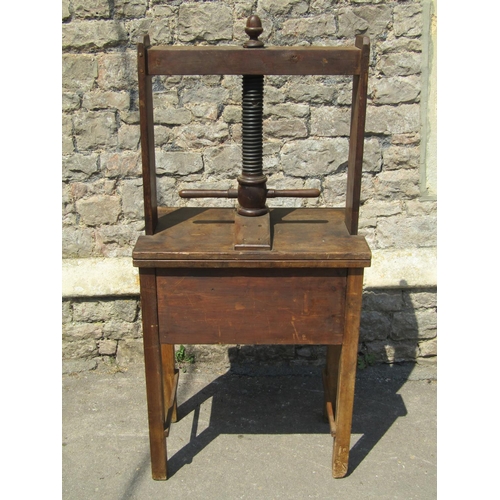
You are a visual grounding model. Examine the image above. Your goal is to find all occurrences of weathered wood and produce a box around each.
[156,268,346,345]
[132,208,371,266]
[325,345,342,426]
[345,35,370,235]
[147,46,362,76]
[138,36,158,235]
[139,268,167,480]
[322,368,337,437]
[332,268,364,478]
[161,345,178,427]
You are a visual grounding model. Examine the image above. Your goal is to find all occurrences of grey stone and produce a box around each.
[103,320,142,340]
[156,151,204,176]
[310,107,351,137]
[378,38,422,55]
[76,195,121,226]
[99,339,118,356]
[62,20,128,50]
[62,359,97,374]
[383,145,420,171]
[148,10,176,45]
[378,52,422,77]
[391,310,437,340]
[404,200,437,217]
[322,172,347,207]
[63,93,81,112]
[222,105,242,124]
[173,123,229,149]
[72,0,110,19]
[116,339,144,367]
[114,0,148,18]
[376,214,437,249]
[62,227,94,258]
[364,340,418,363]
[394,3,423,37]
[260,0,308,16]
[178,3,233,42]
[82,91,130,111]
[156,177,178,206]
[404,290,437,310]
[101,151,141,178]
[154,108,192,126]
[373,167,419,200]
[73,111,118,150]
[204,145,241,178]
[182,85,229,106]
[363,290,404,313]
[363,138,382,173]
[73,302,112,323]
[112,300,138,322]
[62,154,100,182]
[356,5,392,37]
[419,339,437,358]
[371,76,421,105]
[97,51,137,91]
[264,103,309,119]
[360,311,391,342]
[117,122,140,150]
[62,115,74,155]
[366,104,420,135]
[95,224,142,257]
[185,103,219,121]
[153,126,173,147]
[359,200,403,222]
[281,138,349,177]
[120,179,144,219]
[62,0,71,20]
[282,14,336,38]
[264,119,308,139]
[63,338,99,359]
[337,9,369,38]
[63,323,103,340]
[62,301,73,324]
[287,83,335,105]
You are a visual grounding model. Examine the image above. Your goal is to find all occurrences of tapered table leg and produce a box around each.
[332,268,364,478]
[139,268,168,480]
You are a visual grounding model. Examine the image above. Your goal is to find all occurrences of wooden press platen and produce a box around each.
[132,15,372,266]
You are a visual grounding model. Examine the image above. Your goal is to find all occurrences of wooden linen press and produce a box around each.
[132,15,371,480]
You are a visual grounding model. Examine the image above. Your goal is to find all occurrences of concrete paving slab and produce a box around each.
[62,362,436,499]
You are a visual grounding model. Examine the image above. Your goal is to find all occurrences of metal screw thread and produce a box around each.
[241,74,264,176]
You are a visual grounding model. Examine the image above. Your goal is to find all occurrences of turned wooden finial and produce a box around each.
[244,15,264,48]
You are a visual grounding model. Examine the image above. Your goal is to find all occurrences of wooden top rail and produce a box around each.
[146,45,363,76]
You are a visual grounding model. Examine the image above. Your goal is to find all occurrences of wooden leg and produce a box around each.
[332,268,364,478]
[139,268,168,480]
[324,345,342,421]
[161,344,178,424]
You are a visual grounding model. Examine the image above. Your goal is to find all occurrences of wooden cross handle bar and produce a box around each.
[179,188,320,198]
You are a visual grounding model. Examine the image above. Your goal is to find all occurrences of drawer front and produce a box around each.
[156,268,346,345]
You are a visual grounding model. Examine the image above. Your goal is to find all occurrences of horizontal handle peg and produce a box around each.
[267,189,320,198]
[179,189,238,198]
[179,188,320,199]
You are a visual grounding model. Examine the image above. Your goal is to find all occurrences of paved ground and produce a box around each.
[62,361,436,500]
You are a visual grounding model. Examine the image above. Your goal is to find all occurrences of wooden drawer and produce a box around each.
[156,268,346,345]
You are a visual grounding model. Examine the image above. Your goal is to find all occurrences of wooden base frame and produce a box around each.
[139,267,365,480]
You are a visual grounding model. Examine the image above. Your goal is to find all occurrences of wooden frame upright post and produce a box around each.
[138,35,158,235]
[345,35,370,235]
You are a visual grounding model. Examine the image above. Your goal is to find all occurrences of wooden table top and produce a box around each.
[132,207,371,268]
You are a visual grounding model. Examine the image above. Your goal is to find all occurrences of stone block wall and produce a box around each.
[62,0,437,372]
